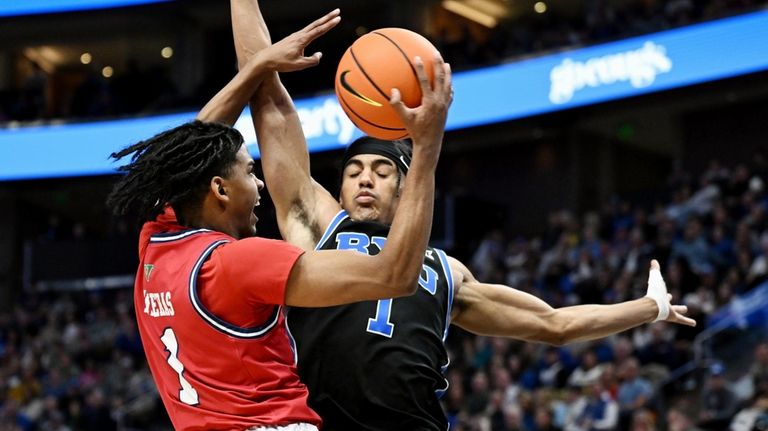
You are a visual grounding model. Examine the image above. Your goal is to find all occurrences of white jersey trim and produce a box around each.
[150,228,212,242]
[434,248,454,342]
[246,423,318,431]
[285,310,299,366]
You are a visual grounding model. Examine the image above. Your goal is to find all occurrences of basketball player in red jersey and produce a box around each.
[107,8,451,431]
[234,2,697,430]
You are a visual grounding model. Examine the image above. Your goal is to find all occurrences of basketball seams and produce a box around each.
[371,31,421,91]
[349,47,390,102]
[336,83,407,133]
[335,28,433,140]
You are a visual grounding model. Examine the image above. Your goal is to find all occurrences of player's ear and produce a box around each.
[211,177,229,203]
[396,172,406,197]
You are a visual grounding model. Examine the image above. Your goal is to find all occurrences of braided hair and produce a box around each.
[107,120,244,225]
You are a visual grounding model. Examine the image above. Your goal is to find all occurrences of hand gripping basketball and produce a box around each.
[335,28,444,140]
[389,53,452,148]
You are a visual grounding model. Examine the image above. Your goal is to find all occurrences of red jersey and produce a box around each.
[134,209,320,430]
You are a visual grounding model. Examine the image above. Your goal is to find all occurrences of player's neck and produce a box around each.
[187,207,239,239]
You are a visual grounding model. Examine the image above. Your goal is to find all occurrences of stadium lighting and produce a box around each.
[442,0,498,28]
[161,46,173,59]
[102,66,114,78]
[534,2,547,13]
[80,53,92,64]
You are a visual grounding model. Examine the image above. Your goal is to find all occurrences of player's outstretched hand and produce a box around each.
[646,259,696,327]
[261,9,341,73]
[389,53,453,150]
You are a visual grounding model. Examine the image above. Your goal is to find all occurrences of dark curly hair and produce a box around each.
[107,120,244,225]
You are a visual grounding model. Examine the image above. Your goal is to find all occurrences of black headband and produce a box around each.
[341,138,411,174]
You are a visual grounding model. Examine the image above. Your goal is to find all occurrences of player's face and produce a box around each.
[225,145,264,238]
[340,154,402,224]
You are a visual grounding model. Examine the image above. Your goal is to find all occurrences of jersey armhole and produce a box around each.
[314,210,349,250]
[189,240,281,339]
[434,248,454,342]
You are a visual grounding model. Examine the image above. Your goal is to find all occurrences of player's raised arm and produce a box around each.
[282,54,453,307]
[195,52,270,125]
[232,0,342,250]
[450,258,695,345]
[231,0,271,65]
[197,5,340,125]
[249,75,342,250]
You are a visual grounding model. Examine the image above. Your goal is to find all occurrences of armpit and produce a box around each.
[289,197,322,243]
[450,281,470,319]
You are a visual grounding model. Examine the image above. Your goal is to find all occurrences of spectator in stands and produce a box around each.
[616,358,653,428]
[565,380,619,431]
[683,283,717,315]
[534,405,560,431]
[699,363,739,429]
[8,141,768,429]
[471,229,506,281]
[538,347,570,388]
[747,233,768,286]
[731,393,768,431]
[636,322,680,369]
[667,406,704,431]
[629,408,656,431]
[0,399,33,431]
[490,366,520,414]
[599,363,619,401]
[670,217,716,275]
[569,350,607,388]
[466,369,491,418]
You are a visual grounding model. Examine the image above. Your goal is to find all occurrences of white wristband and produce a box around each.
[646,267,670,322]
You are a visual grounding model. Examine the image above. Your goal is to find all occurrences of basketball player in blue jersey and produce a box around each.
[232,1,695,429]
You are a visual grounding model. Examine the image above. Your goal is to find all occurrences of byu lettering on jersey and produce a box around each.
[287,211,454,431]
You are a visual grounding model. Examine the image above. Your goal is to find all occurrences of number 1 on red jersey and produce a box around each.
[160,328,199,406]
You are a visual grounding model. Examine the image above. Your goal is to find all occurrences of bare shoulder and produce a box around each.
[446,255,474,282]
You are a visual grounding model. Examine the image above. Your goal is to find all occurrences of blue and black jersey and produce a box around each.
[287,210,454,431]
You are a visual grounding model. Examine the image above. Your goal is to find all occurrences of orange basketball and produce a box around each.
[335,28,438,140]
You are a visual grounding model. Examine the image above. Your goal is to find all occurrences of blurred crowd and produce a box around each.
[0,290,165,431]
[442,338,768,431]
[441,155,768,430]
[4,154,768,430]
